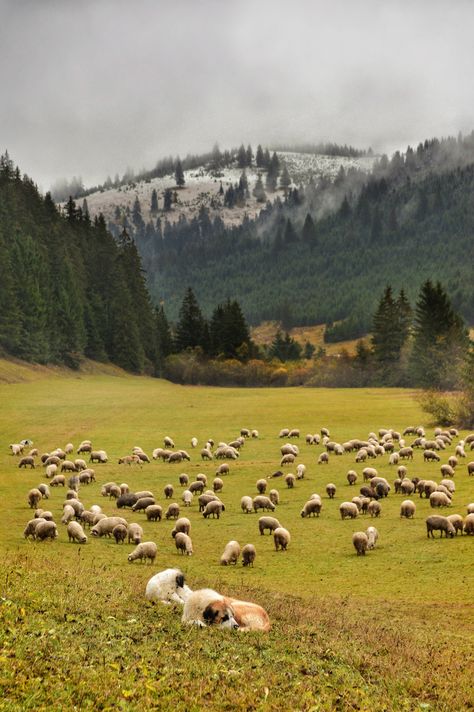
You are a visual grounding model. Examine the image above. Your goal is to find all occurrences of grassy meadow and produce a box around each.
[0,372,473,711]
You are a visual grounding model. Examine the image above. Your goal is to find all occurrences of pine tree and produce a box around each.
[280,165,291,193]
[256,144,264,168]
[253,175,267,203]
[371,286,402,364]
[175,159,185,187]
[245,144,253,167]
[301,213,317,245]
[163,188,173,211]
[210,299,250,359]
[150,188,159,213]
[237,144,247,169]
[174,287,207,352]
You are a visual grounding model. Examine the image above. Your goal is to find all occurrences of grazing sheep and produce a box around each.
[182,490,193,506]
[258,516,281,535]
[89,450,108,464]
[111,523,127,543]
[455,444,466,458]
[440,479,455,494]
[366,526,378,549]
[35,520,58,541]
[424,450,440,462]
[79,469,96,484]
[269,489,280,505]
[467,503,474,515]
[10,443,25,456]
[189,481,205,495]
[352,531,368,556]
[168,451,183,464]
[400,500,416,518]
[242,544,256,567]
[285,473,295,489]
[45,464,58,479]
[389,452,400,465]
[164,484,174,499]
[397,465,408,479]
[171,517,191,538]
[463,513,474,535]
[198,493,218,511]
[37,484,50,499]
[256,478,267,494]
[467,461,474,476]
[24,518,46,540]
[301,499,322,517]
[347,470,358,486]
[118,454,142,466]
[318,452,329,465]
[296,464,306,480]
[212,477,223,493]
[61,504,76,525]
[216,463,229,476]
[27,488,43,509]
[281,453,295,466]
[429,491,451,508]
[367,501,381,518]
[398,447,414,460]
[74,459,87,471]
[273,527,291,551]
[191,437,198,448]
[164,436,175,449]
[91,516,128,538]
[339,502,359,520]
[67,521,87,544]
[201,448,213,461]
[132,497,156,513]
[440,464,455,478]
[174,531,193,556]
[128,542,158,564]
[44,455,61,467]
[165,503,180,520]
[116,493,139,509]
[446,514,464,536]
[253,495,275,512]
[279,428,290,438]
[145,505,163,522]
[220,540,241,565]
[362,467,378,482]
[426,515,456,538]
[18,456,35,469]
[179,473,190,487]
[448,456,458,469]
[77,441,92,454]
[203,500,225,519]
[400,479,415,495]
[326,483,336,499]
[241,495,253,514]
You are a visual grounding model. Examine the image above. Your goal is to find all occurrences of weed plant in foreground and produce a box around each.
[0,375,473,710]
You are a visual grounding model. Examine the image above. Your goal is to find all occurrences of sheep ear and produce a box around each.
[203,605,218,625]
[176,574,185,588]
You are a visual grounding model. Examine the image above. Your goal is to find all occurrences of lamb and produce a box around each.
[35,520,58,541]
[18,456,35,469]
[91,516,128,538]
[318,452,329,465]
[367,501,381,518]
[339,502,359,519]
[446,514,464,536]
[352,531,368,556]
[258,516,281,535]
[67,521,88,544]
[242,544,256,567]
[220,540,241,565]
[164,484,174,499]
[273,527,291,551]
[400,500,416,518]
[426,515,455,538]
[346,470,358,486]
[256,478,267,494]
[429,491,451,508]
[253,495,275,512]
[175,532,193,556]
[165,503,180,520]
[464,513,474,535]
[326,483,336,499]
[145,505,163,521]
[145,568,192,605]
[203,500,225,519]
[128,542,158,563]
[301,499,322,517]
[241,496,253,514]
[127,523,143,544]
[27,488,43,509]
[269,489,280,505]
[366,526,378,550]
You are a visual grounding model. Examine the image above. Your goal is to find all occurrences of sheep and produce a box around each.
[464,513,474,535]
[220,540,241,565]
[18,456,35,469]
[27,488,42,509]
[128,542,158,563]
[446,514,464,536]
[171,517,191,538]
[296,464,306,480]
[280,453,295,466]
[301,499,322,517]
[306,433,314,445]
[467,503,474,515]
[397,465,408,479]
[199,493,218,511]
[258,516,281,535]
[352,531,368,556]
[44,455,61,467]
[61,504,75,525]
[325,483,336,499]
[346,470,358,486]
[189,481,205,495]
[279,428,290,438]
[228,439,243,450]
[285,473,295,489]
[273,527,291,551]
[429,491,451,508]
[269,489,280,505]
[78,469,95,484]
[67,521,87,544]
[400,500,416,518]
[130,497,155,513]
[201,448,213,461]
[367,501,381,518]
[256,478,267,494]
[175,532,193,556]
[339,502,359,520]
[455,444,466,458]
[74,458,87,471]
[398,447,414,460]
[116,493,139,509]
[424,450,440,462]
[165,503,180,520]
[145,505,163,522]
[37,484,50,499]
[80,510,97,528]
[168,451,183,464]
[241,496,253,514]
[191,437,198,448]
[77,441,92,454]
[400,479,415,496]
[91,516,128,538]
[182,490,193,507]
[366,526,379,550]
[45,464,58,479]
[251,429,259,438]
[211,477,223,494]
[253,495,275,512]
[321,427,330,437]
[389,452,400,465]
[440,479,455,494]
[467,462,474,476]
[448,456,458,469]
[436,484,452,499]
[362,467,378,482]
[164,436,175,449]
[318,452,329,465]
[203,500,225,519]
[89,450,108,463]
[352,496,363,512]
[242,544,256,567]
[426,515,455,538]
[355,449,368,463]
[164,484,174,499]
[35,520,58,541]
[118,454,142,466]
[216,463,229,476]
[440,464,455,479]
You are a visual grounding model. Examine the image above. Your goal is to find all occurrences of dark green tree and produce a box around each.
[269,330,302,362]
[280,164,291,193]
[237,144,247,168]
[174,287,207,352]
[253,175,267,203]
[150,188,159,213]
[256,144,264,168]
[163,188,173,211]
[175,159,185,187]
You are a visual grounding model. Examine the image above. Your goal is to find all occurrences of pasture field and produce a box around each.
[0,374,473,711]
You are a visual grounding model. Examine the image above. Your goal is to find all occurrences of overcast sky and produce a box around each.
[1,0,474,191]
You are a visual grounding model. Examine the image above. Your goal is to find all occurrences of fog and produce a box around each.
[1,0,473,191]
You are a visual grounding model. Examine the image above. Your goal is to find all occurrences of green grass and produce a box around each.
[1,373,473,711]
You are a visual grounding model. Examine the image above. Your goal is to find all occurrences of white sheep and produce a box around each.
[35,520,58,541]
[339,502,359,519]
[67,521,87,544]
[366,526,378,550]
[128,541,158,563]
[175,531,193,555]
[296,464,306,479]
[241,496,253,513]
[352,531,368,555]
[242,544,256,567]
[220,540,240,565]
[273,527,291,551]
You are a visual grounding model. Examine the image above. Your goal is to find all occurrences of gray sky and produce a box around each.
[1,0,474,191]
